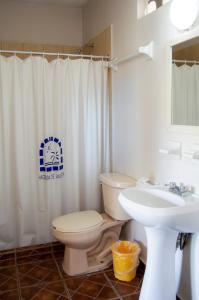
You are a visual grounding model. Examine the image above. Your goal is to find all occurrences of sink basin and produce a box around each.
[119,187,199,232]
[118,187,199,300]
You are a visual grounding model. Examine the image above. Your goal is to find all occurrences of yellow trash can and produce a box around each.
[112,240,141,282]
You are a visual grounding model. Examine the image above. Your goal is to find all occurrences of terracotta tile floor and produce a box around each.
[0,242,144,300]
[0,242,180,300]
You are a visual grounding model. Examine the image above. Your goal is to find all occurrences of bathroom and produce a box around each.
[0,0,199,299]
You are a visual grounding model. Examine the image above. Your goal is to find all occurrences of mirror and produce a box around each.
[171,36,199,126]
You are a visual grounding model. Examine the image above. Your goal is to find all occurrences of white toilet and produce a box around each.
[51,173,136,276]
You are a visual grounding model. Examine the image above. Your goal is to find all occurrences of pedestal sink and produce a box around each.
[119,187,199,300]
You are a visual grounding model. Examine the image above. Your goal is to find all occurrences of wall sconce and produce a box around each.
[170,0,199,31]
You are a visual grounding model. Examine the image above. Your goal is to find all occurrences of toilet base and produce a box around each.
[62,219,124,276]
[62,249,113,276]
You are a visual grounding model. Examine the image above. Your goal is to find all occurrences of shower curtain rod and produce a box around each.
[0,49,110,60]
[173,59,199,64]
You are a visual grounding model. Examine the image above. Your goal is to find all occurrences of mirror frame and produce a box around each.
[168,27,199,135]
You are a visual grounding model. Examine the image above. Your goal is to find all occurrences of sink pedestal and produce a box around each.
[140,227,178,300]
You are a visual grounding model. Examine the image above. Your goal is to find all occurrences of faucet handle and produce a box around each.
[179,183,193,193]
[179,183,186,193]
[169,182,177,189]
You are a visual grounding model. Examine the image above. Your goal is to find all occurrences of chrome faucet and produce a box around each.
[168,182,191,196]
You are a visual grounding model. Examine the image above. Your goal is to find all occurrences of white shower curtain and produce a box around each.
[172,64,199,126]
[0,56,110,249]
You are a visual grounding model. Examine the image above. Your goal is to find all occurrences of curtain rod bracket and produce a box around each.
[109,41,154,71]
[108,58,119,71]
[139,41,154,60]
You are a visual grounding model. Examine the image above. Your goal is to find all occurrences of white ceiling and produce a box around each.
[10,0,88,7]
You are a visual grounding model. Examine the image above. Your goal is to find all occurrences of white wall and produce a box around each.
[0,0,83,45]
[83,1,199,299]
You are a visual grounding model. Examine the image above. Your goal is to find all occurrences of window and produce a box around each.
[145,0,171,16]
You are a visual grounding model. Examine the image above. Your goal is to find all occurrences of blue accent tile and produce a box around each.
[61,157,63,163]
[44,138,49,144]
[40,150,43,156]
[47,167,52,172]
[53,166,59,171]
[58,142,62,147]
[49,137,53,141]
[40,159,44,165]
[40,167,45,172]
[54,138,59,143]
[59,165,63,170]
[40,143,44,149]
[60,148,62,155]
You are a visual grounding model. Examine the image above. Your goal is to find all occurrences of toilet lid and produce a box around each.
[52,210,104,233]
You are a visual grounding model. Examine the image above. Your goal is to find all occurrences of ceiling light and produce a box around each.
[170,0,199,31]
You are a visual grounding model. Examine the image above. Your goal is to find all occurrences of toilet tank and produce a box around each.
[100,173,136,220]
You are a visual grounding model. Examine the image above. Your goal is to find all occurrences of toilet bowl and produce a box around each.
[51,173,136,276]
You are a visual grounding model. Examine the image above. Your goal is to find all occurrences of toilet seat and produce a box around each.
[52,210,104,233]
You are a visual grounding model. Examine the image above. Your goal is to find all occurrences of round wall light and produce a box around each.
[170,0,199,31]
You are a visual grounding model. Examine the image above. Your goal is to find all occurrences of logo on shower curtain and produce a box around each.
[39,137,64,180]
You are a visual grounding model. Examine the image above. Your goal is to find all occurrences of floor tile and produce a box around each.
[32,289,64,300]
[0,251,15,261]
[17,252,53,265]
[39,259,59,271]
[122,293,140,300]
[59,295,69,300]
[114,282,138,297]
[20,281,68,300]
[19,274,40,287]
[65,276,86,292]
[52,245,65,264]
[77,279,103,297]
[0,278,18,292]
[20,284,44,300]
[53,251,65,261]
[87,272,108,285]
[16,244,53,265]
[52,242,65,252]
[19,264,61,288]
[44,270,62,282]
[97,298,119,300]
[18,259,57,273]
[16,243,52,255]
[0,243,149,300]
[0,266,17,278]
[27,264,52,280]
[45,281,67,294]
[55,258,64,268]
[96,285,118,299]
[0,266,18,293]
[17,256,39,265]
[0,289,19,300]
[104,270,119,285]
[0,258,15,268]
[72,293,93,300]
